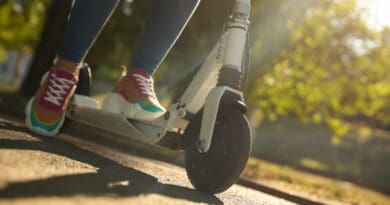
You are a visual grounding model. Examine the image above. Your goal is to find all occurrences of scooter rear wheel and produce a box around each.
[75,64,92,96]
[184,107,252,194]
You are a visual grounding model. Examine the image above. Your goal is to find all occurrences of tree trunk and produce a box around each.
[20,0,73,98]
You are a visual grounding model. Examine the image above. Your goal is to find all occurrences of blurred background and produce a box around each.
[0,0,389,204]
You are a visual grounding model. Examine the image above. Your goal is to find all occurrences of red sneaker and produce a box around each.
[102,69,166,121]
[25,68,78,136]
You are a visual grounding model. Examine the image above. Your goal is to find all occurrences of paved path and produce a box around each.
[0,114,295,205]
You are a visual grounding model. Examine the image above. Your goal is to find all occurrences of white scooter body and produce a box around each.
[66,0,250,149]
[66,0,252,194]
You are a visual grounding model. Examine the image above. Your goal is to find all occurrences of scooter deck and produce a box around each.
[67,104,148,141]
[66,102,183,150]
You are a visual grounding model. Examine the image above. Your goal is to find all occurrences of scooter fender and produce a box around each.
[198,86,243,153]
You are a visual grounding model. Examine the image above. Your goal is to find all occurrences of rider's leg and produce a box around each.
[58,0,119,67]
[129,0,201,74]
[104,0,200,121]
[26,0,119,136]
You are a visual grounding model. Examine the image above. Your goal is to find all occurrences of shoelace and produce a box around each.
[133,73,157,99]
[43,72,75,106]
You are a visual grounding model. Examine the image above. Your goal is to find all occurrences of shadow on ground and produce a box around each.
[0,120,223,204]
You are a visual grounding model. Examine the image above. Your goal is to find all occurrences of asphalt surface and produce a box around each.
[0,114,296,205]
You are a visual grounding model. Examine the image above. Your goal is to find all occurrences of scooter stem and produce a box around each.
[222,0,251,71]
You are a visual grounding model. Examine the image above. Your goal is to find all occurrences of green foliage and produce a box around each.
[248,0,390,140]
[0,45,6,61]
[0,0,48,58]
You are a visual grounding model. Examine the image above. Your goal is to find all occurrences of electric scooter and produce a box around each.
[67,0,252,194]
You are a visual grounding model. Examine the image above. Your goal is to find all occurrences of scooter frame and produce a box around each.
[67,0,251,153]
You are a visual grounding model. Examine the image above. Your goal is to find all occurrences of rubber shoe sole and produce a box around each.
[25,98,65,137]
[102,92,165,121]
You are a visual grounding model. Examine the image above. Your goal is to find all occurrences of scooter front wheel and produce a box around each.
[184,107,252,194]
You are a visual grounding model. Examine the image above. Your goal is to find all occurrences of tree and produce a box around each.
[20,0,72,97]
[247,0,390,140]
[0,0,48,61]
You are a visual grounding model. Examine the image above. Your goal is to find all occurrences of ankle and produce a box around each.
[54,58,79,74]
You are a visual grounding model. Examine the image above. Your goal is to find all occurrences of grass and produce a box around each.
[251,118,390,193]
[246,117,390,204]
[243,158,390,205]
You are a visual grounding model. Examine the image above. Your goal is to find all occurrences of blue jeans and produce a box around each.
[57,0,200,74]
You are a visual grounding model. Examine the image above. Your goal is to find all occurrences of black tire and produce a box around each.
[75,64,92,96]
[184,106,252,194]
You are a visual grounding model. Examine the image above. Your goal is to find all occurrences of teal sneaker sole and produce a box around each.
[25,98,65,137]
